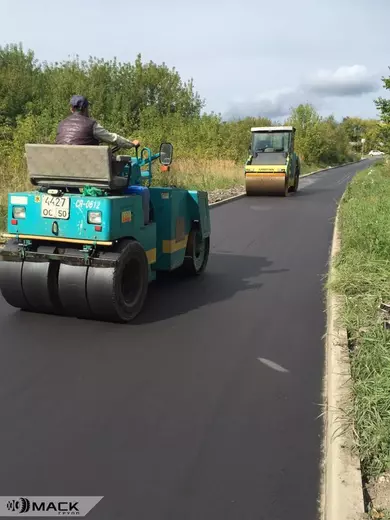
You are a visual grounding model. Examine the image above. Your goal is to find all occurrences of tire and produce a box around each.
[282,175,290,196]
[290,168,300,193]
[86,239,149,323]
[182,226,210,275]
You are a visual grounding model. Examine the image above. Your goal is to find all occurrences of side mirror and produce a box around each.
[159,142,173,166]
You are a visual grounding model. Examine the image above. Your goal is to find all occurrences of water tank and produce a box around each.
[124,185,150,225]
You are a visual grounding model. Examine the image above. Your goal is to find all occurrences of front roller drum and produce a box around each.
[245,173,288,196]
[86,239,149,323]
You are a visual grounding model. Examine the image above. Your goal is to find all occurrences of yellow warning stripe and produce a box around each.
[2,233,113,246]
[146,248,156,264]
[162,235,188,254]
[245,173,285,177]
[245,165,286,173]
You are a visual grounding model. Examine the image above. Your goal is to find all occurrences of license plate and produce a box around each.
[41,195,70,219]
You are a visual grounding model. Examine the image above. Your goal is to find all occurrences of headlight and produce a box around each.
[13,206,26,219]
[88,211,102,224]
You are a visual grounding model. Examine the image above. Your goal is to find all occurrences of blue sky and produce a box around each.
[1,0,389,121]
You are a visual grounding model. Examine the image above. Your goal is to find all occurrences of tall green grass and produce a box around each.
[330,159,390,478]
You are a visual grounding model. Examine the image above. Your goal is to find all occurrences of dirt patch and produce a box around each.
[366,473,390,515]
[208,185,245,204]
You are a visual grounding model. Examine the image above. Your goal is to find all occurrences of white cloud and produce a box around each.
[305,65,380,97]
[225,86,322,120]
[224,65,381,120]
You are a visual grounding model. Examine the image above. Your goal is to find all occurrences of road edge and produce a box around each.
[208,159,364,209]
[320,193,365,520]
[300,160,362,179]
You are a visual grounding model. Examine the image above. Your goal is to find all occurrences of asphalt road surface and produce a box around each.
[0,160,376,520]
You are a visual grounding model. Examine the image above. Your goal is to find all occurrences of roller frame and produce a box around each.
[0,248,117,268]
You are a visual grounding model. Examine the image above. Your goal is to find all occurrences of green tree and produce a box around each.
[0,43,40,124]
[341,116,381,154]
[286,104,325,164]
[374,68,390,153]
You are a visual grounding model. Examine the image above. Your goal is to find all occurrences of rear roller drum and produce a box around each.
[21,257,62,315]
[0,243,62,315]
[58,264,91,318]
[0,260,32,311]
[182,227,210,275]
[0,239,30,310]
[86,239,149,323]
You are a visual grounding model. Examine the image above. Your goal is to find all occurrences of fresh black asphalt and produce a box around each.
[0,160,376,519]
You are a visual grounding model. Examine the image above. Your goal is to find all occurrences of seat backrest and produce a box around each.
[25,144,115,189]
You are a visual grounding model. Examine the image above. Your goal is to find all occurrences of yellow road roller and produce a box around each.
[244,126,301,196]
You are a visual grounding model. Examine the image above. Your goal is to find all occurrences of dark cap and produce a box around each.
[70,95,89,110]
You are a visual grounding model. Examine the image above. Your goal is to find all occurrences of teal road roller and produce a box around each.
[0,142,211,323]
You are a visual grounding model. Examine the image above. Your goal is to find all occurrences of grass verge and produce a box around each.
[328,158,390,517]
[154,158,243,190]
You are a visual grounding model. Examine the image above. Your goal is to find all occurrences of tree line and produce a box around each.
[0,43,385,169]
[375,67,390,153]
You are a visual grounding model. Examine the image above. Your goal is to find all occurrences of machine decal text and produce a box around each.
[75,200,101,210]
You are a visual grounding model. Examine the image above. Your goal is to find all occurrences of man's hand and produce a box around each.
[132,139,140,147]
